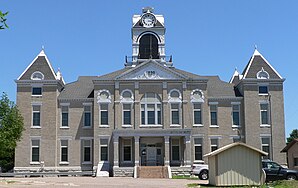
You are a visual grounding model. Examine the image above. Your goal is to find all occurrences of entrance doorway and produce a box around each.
[140,137,163,166]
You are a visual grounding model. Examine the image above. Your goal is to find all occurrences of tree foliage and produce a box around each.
[0,11,9,30]
[287,129,298,144]
[0,93,24,172]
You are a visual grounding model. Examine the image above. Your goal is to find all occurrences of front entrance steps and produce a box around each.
[137,166,168,178]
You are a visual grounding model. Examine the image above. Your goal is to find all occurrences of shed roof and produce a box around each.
[281,139,298,152]
[204,142,268,157]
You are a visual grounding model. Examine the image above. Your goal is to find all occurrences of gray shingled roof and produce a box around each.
[58,76,96,100]
[96,68,129,80]
[205,76,236,98]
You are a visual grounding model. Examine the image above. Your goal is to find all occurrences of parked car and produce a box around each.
[262,160,298,181]
[191,161,209,180]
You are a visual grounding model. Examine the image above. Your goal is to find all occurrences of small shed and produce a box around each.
[204,142,267,186]
[281,139,298,170]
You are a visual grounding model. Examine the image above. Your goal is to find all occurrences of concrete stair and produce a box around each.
[137,166,168,178]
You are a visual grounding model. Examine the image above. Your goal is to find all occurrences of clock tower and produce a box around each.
[126,7,172,67]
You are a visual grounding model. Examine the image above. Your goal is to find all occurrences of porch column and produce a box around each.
[164,136,170,166]
[184,136,191,167]
[134,136,140,166]
[113,136,119,167]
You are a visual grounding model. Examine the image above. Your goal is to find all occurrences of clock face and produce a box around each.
[141,13,156,28]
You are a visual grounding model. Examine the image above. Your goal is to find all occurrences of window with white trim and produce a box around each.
[171,103,180,125]
[32,105,41,127]
[193,103,202,125]
[210,138,218,152]
[260,103,269,125]
[171,138,180,161]
[123,104,132,125]
[60,140,68,162]
[210,105,218,126]
[123,139,132,162]
[232,104,240,126]
[61,105,69,127]
[83,139,92,162]
[100,139,108,161]
[141,93,162,125]
[100,104,109,125]
[84,105,92,127]
[261,137,271,159]
[194,138,203,161]
[259,85,268,95]
[31,139,40,162]
[32,87,42,96]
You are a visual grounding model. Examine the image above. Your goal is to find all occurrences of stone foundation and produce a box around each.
[113,167,134,177]
[170,166,192,177]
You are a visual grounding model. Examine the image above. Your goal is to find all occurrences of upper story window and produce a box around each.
[259,85,269,95]
[32,104,41,127]
[260,103,270,126]
[97,90,111,127]
[32,87,42,96]
[61,105,69,128]
[209,103,218,127]
[121,90,134,127]
[141,93,162,126]
[191,89,204,103]
[84,105,92,127]
[232,104,240,127]
[31,71,44,80]
[257,67,270,79]
[168,89,182,126]
[193,103,202,125]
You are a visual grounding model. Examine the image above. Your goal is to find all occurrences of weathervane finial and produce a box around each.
[254,44,257,50]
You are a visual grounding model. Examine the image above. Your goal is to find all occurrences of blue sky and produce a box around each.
[1,1,297,137]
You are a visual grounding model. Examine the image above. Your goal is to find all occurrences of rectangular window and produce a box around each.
[193,103,202,125]
[100,139,108,161]
[261,137,270,159]
[32,105,41,127]
[171,139,180,161]
[147,104,155,124]
[194,138,203,161]
[260,103,269,125]
[83,140,92,162]
[61,106,69,127]
[210,105,218,126]
[123,104,131,125]
[232,104,240,126]
[157,104,161,124]
[210,138,218,152]
[141,104,145,125]
[259,86,268,94]
[31,140,40,162]
[123,139,131,162]
[60,140,68,162]
[32,87,42,96]
[294,158,298,166]
[171,103,180,125]
[84,106,92,127]
[100,104,108,125]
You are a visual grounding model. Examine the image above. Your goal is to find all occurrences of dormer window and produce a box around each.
[257,68,269,79]
[31,71,44,80]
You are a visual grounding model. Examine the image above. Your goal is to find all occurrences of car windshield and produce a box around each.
[265,162,281,169]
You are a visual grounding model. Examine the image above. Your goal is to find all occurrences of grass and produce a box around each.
[172,175,199,180]
[0,179,17,184]
[187,180,298,188]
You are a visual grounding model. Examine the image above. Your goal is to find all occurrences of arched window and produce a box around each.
[140,93,162,125]
[191,89,204,126]
[139,34,159,59]
[257,67,270,79]
[168,89,182,126]
[97,90,111,127]
[31,71,44,80]
[120,89,134,126]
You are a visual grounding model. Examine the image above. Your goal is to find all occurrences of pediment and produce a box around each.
[116,60,188,80]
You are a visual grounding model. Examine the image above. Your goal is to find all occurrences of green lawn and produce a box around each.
[187,180,298,188]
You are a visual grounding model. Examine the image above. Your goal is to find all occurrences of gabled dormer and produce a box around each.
[17,49,65,85]
[126,7,172,67]
[242,49,283,80]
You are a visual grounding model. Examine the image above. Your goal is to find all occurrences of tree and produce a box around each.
[0,11,9,29]
[0,93,24,172]
[287,129,298,144]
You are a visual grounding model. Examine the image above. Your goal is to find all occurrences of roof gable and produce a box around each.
[116,60,189,80]
[281,139,298,152]
[18,50,57,80]
[242,49,282,79]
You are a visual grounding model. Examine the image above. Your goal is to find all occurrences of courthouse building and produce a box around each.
[14,7,286,177]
